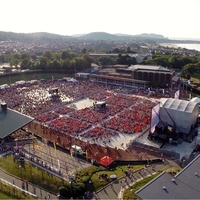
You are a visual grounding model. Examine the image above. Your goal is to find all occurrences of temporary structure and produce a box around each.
[159,98,199,134]
[68,78,78,83]
[191,97,200,104]
[99,156,114,167]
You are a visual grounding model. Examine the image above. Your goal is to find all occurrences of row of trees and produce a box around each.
[141,53,199,70]
[1,49,200,78]
[0,49,138,72]
[0,50,95,72]
[141,53,200,79]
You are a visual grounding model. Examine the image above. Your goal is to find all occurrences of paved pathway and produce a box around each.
[92,159,181,200]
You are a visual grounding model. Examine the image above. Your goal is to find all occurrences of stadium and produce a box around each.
[0,76,199,171]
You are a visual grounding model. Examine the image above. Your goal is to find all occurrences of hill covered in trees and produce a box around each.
[0,31,168,42]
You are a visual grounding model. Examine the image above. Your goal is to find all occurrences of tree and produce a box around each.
[126,46,132,53]
[61,59,71,70]
[50,59,61,70]
[82,48,87,54]
[39,57,49,70]
[98,56,115,65]
[20,58,30,69]
[10,59,20,68]
[53,52,61,60]
[21,53,30,60]
[43,50,53,60]
[61,50,71,60]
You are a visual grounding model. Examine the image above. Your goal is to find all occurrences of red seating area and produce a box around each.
[49,117,91,135]
[105,95,141,108]
[80,126,118,139]
[103,99,155,134]
[54,106,75,115]
[35,111,59,123]
[87,91,113,101]
[98,105,122,116]
[69,108,108,124]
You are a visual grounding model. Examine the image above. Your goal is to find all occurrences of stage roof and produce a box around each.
[0,108,34,139]
[159,98,198,113]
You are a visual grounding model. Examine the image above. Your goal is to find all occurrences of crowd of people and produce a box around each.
[0,78,158,146]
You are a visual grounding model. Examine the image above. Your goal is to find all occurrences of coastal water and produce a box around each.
[174,43,200,51]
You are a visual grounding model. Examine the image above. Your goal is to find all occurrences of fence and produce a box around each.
[0,178,37,198]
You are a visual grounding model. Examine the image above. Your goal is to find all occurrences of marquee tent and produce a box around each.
[191,97,200,104]
[68,78,78,83]
[99,156,114,167]
[159,98,199,134]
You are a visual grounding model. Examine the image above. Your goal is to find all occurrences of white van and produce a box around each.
[71,145,84,155]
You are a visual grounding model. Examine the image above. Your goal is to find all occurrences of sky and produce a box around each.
[1,0,200,39]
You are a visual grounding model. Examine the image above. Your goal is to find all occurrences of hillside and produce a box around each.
[134,33,167,39]
[76,32,168,41]
[0,31,72,42]
[77,32,122,40]
[0,30,168,42]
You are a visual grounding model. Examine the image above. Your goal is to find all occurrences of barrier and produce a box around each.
[0,178,37,198]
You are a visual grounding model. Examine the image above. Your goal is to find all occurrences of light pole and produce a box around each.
[69,175,75,198]
[73,60,76,78]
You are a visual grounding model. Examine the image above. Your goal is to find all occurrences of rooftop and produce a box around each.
[128,64,171,72]
[136,154,200,199]
[0,107,33,139]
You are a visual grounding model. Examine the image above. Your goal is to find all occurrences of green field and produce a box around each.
[0,71,72,85]
[0,192,14,199]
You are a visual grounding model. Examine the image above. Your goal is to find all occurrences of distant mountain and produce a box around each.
[76,32,168,41]
[0,30,168,43]
[114,33,133,37]
[134,33,167,39]
[0,31,72,42]
[71,33,86,37]
[78,32,121,40]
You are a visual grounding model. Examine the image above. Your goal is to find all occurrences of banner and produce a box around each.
[150,103,160,133]
[86,150,88,159]
[53,142,57,153]
[70,148,73,157]
[57,159,60,170]
[174,90,180,99]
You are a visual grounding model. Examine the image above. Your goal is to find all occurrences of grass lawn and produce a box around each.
[0,155,65,193]
[0,192,15,199]
[91,165,144,191]
[0,71,70,85]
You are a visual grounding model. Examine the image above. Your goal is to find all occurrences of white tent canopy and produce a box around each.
[68,78,78,83]
[159,98,199,134]
[191,97,200,104]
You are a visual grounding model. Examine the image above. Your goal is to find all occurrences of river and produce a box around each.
[173,43,200,51]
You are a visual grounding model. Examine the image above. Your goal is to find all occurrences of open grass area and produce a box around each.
[0,155,65,193]
[0,192,15,199]
[0,183,35,200]
[0,71,70,85]
[90,165,144,191]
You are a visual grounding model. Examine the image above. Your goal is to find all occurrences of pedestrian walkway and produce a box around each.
[92,159,181,200]
[0,167,58,199]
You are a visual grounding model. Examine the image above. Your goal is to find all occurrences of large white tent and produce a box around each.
[159,98,199,134]
[191,97,200,104]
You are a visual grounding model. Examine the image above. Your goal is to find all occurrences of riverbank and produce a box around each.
[159,43,200,52]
